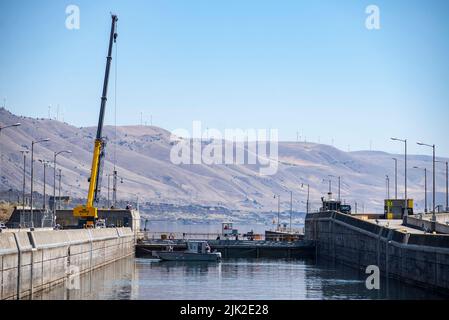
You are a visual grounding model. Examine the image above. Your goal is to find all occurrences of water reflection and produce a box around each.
[31,256,138,300]
[33,256,446,300]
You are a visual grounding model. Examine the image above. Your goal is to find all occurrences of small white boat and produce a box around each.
[156,241,221,262]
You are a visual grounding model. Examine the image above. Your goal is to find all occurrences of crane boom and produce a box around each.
[73,15,118,227]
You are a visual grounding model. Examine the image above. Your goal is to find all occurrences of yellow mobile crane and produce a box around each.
[73,15,118,227]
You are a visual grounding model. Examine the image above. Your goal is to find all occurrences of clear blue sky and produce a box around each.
[1,0,448,156]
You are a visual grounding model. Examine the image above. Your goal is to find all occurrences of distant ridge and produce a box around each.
[0,107,447,216]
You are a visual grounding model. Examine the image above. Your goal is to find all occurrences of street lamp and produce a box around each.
[413,166,428,213]
[274,194,281,229]
[391,138,407,201]
[19,150,29,227]
[30,138,50,229]
[392,158,398,199]
[436,160,448,213]
[53,150,71,226]
[301,183,310,214]
[107,173,111,208]
[417,142,436,223]
[58,168,62,210]
[38,159,49,211]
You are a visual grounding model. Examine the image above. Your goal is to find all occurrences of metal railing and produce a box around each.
[139,230,273,241]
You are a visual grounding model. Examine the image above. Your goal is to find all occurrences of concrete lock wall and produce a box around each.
[305,211,449,293]
[404,215,449,235]
[0,228,135,300]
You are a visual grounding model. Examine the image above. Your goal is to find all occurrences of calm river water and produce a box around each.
[32,222,446,300]
[34,256,445,300]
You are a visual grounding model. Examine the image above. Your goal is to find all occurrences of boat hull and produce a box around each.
[156,251,222,261]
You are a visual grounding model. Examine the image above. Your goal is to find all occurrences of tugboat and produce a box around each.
[155,241,222,262]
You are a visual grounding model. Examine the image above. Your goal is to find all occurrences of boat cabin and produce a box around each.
[320,192,352,214]
[187,241,211,254]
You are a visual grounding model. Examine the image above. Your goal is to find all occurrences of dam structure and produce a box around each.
[305,210,449,294]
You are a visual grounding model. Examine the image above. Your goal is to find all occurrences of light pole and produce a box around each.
[417,142,436,223]
[413,166,427,213]
[58,168,62,210]
[107,173,111,208]
[436,160,448,213]
[274,194,280,229]
[301,183,310,214]
[0,123,21,178]
[20,150,28,227]
[30,138,50,229]
[391,138,407,216]
[38,159,49,211]
[392,158,398,199]
[53,150,71,225]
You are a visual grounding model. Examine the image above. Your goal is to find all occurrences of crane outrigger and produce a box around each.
[73,14,118,227]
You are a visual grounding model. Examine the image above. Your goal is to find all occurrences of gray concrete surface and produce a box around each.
[305,211,449,293]
[0,228,135,300]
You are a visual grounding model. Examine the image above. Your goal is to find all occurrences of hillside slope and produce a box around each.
[1,107,447,214]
